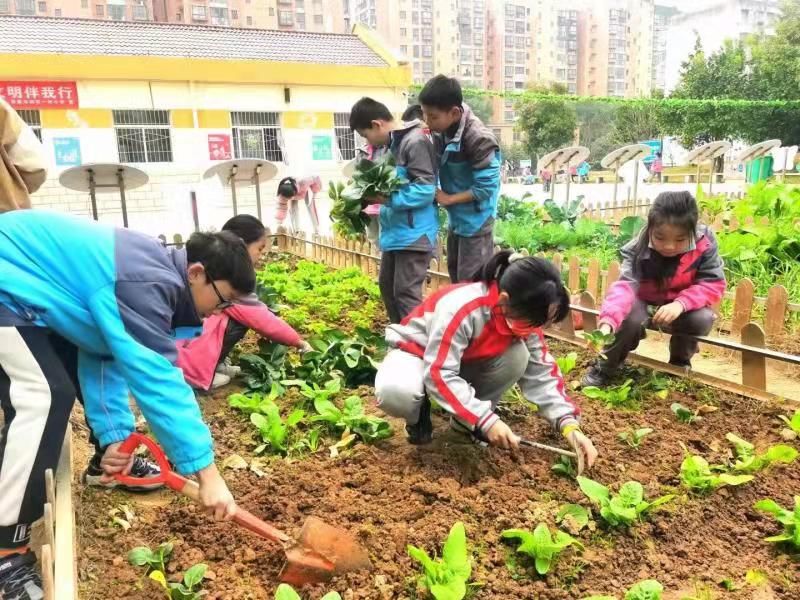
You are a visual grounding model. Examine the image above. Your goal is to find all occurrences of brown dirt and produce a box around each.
[75,341,800,600]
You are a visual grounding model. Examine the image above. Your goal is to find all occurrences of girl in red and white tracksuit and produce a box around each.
[375,250,598,472]
[583,191,726,387]
[275,175,322,234]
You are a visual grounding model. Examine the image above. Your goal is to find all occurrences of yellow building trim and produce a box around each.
[40,108,113,129]
[171,109,195,128]
[0,54,411,88]
[197,110,231,129]
[282,111,334,130]
[352,24,400,68]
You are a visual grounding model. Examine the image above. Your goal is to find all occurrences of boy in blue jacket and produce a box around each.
[0,211,255,598]
[418,75,501,283]
[349,97,439,323]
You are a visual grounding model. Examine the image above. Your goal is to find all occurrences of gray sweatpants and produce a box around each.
[599,300,716,372]
[379,249,433,324]
[446,228,495,282]
[375,341,529,429]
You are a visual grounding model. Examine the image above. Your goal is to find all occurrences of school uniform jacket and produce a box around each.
[0,210,216,475]
[385,281,580,435]
[599,225,727,331]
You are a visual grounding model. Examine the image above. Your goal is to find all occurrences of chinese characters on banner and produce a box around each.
[208,134,232,161]
[0,81,79,109]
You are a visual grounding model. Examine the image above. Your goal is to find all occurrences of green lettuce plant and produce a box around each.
[754,496,800,549]
[725,433,798,474]
[311,395,392,443]
[555,352,578,376]
[583,379,634,408]
[501,523,583,575]
[407,522,472,600]
[148,563,207,600]
[779,409,800,434]
[577,477,674,527]
[679,455,753,494]
[618,427,653,449]
[582,579,663,600]
[275,583,341,600]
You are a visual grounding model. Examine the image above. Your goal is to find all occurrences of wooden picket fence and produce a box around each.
[266,227,800,402]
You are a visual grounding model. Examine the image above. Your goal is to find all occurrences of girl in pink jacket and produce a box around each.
[582,192,726,387]
[176,215,310,390]
[275,175,321,234]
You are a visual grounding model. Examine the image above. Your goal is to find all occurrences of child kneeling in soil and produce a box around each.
[177,214,312,391]
[375,250,598,473]
[0,211,254,598]
[582,191,726,387]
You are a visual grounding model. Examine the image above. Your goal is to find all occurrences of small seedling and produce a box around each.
[501,523,583,575]
[556,504,590,533]
[128,542,173,574]
[577,477,674,527]
[754,496,800,549]
[556,352,578,376]
[407,522,472,600]
[250,403,305,455]
[312,395,392,443]
[584,329,615,358]
[679,455,754,494]
[671,403,702,425]
[582,579,663,600]
[275,583,342,600]
[148,563,207,600]
[778,409,800,435]
[583,379,635,408]
[725,433,798,474]
[618,427,653,449]
[551,455,577,478]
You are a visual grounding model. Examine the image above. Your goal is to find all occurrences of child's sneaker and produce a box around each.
[0,551,43,600]
[216,362,241,378]
[82,454,163,492]
[581,365,611,388]
[210,372,231,390]
[406,396,433,445]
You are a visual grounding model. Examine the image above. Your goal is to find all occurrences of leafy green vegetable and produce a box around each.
[556,504,590,532]
[407,522,472,600]
[297,328,385,387]
[228,384,282,414]
[583,329,615,357]
[679,455,754,494]
[274,583,341,600]
[311,395,392,443]
[778,409,800,434]
[239,344,289,393]
[551,455,577,479]
[617,216,646,246]
[618,427,653,449]
[281,377,342,409]
[754,496,800,549]
[250,401,305,455]
[577,477,674,527]
[671,403,701,425]
[149,563,208,600]
[501,523,583,575]
[583,379,634,408]
[725,432,798,474]
[543,195,584,227]
[128,542,173,574]
[556,352,578,376]
[330,156,409,238]
[582,579,663,600]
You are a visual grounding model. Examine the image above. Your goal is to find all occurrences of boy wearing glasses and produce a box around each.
[0,210,255,599]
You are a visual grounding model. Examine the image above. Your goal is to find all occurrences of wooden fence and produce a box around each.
[266,227,800,402]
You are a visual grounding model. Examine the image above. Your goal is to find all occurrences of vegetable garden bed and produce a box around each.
[75,253,800,600]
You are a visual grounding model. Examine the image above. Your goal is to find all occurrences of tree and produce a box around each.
[576,102,616,167]
[515,83,577,161]
[609,103,662,146]
[463,88,494,123]
[500,142,529,169]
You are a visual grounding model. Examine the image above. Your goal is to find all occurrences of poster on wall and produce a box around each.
[208,134,232,161]
[312,135,333,161]
[0,81,79,109]
[53,137,81,167]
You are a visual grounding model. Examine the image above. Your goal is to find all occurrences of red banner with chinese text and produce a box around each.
[0,81,79,109]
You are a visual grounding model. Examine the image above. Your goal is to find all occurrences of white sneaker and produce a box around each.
[216,363,242,378]
[210,372,231,389]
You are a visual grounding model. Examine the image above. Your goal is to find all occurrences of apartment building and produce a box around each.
[0,0,346,30]
[651,4,677,94]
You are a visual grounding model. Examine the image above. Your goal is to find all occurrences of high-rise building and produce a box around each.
[0,0,154,20]
[651,5,677,94]
[664,0,782,91]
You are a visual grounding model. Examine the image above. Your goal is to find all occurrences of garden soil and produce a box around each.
[74,341,800,600]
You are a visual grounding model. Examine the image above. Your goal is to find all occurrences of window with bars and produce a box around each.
[231,112,285,162]
[278,9,292,25]
[17,0,35,14]
[296,12,305,28]
[334,113,361,161]
[54,7,60,14]
[113,110,173,163]
[191,4,206,20]
[132,2,147,19]
[231,8,238,19]
[95,3,103,16]
[108,3,125,19]
[37,1,46,12]
[0,0,11,11]
[210,6,228,25]
[17,110,42,142]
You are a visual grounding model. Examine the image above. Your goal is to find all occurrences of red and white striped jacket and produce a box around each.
[386,281,580,435]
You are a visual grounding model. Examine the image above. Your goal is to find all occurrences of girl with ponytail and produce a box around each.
[275,175,321,234]
[375,250,598,473]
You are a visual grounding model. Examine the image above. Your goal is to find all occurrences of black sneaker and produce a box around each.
[581,365,612,388]
[406,396,433,445]
[0,552,43,600]
[668,359,692,369]
[82,454,164,492]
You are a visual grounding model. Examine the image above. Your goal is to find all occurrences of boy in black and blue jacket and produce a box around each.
[350,97,439,324]
[419,75,501,283]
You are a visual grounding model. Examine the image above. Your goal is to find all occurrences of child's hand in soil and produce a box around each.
[98,442,134,482]
[566,429,598,475]
[197,464,237,521]
[486,420,520,449]
[652,301,684,326]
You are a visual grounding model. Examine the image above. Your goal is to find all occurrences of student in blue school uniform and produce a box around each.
[418,75,502,283]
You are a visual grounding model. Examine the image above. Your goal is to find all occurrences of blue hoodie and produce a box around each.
[0,211,213,475]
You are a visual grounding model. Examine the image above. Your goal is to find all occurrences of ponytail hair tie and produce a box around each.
[509,252,525,264]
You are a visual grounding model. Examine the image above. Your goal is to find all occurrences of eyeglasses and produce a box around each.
[209,278,233,310]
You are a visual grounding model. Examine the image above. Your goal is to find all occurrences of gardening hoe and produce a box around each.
[115,433,371,586]
[519,438,578,459]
